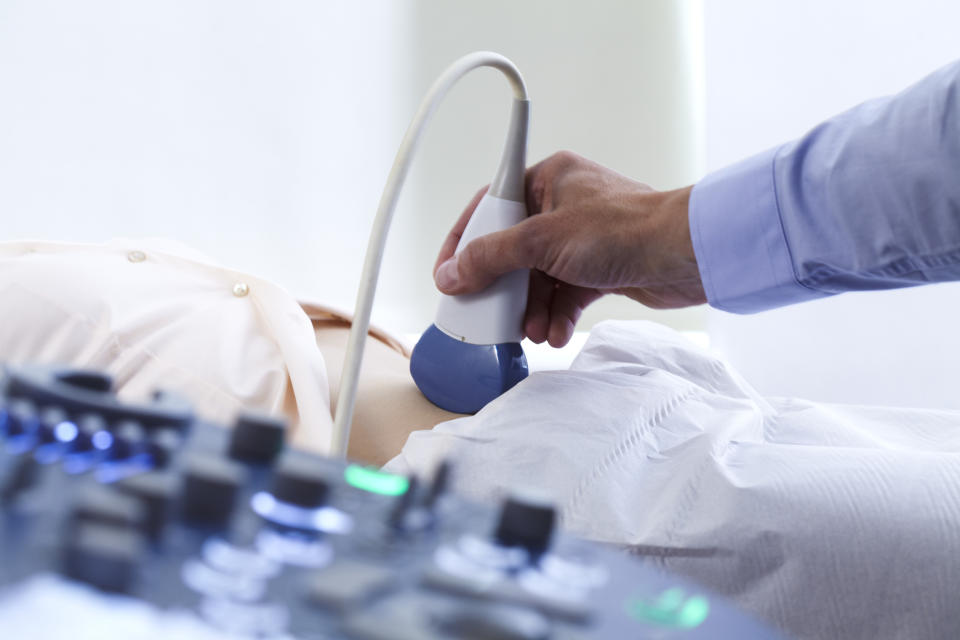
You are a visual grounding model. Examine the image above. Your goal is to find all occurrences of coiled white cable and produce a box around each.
[330,52,528,457]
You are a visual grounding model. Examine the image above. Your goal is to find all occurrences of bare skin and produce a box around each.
[312,319,465,466]
[434,151,705,347]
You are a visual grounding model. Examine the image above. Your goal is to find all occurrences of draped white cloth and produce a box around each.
[386,320,960,639]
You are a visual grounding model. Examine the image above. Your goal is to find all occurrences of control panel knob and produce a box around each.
[147,428,182,468]
[72,484,146,531]
[117,471,179,537]
[38,406,68,444]
[228,412,286,464]
[110,420,146,459]
[5,400,37,437]
[73,414,108,452]
[424,460,452,509]
[270,452,331,508]
[182,454,246,526]
[0,456,39,500]
[494,491,557,558]
[388,475,422,531]
[62,521,145,593]
[434,602,552,640]
[58,370,113,393]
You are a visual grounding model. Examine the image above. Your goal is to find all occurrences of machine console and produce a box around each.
[0,365,780,639]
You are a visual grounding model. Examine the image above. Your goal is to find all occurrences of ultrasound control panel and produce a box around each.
[0,365,780,639]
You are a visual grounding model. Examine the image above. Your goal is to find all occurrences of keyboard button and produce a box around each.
[228,413,286,464]
[116,471,179,537]
[307,560,397,612]
[71,484,146,531]
[62,522,145,592]
[432,601,552,640]
[181,454,246,527]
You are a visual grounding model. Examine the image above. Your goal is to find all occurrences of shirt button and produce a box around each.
[127,250,146,263]
[232,282,250,297]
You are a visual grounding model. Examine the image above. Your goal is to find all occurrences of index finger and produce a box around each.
[434,185,489,274]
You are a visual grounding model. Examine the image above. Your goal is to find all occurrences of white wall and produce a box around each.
[0,1,707,336]
[0,0,413,319]
[395,0,707,332]
[702,0,960,409]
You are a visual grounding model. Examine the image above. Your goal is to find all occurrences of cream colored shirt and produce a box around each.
[0,238,352,452]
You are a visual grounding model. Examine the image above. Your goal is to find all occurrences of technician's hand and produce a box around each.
[433,151,705,347]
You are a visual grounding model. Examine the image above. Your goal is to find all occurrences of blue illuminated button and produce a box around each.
[38,407,69,444]
[627,587,710,629]
[92,429,114,452]
[73,414,108,452]
[344,465,409,497]
[53,419,79,444]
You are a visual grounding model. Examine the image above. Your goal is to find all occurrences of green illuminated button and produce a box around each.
[344,465,409,496]
[627,587,710,629]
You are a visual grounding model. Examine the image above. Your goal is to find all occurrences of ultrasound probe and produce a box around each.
[331,52,532,456]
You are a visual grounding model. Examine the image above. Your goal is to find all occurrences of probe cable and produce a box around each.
[330,52,528,457]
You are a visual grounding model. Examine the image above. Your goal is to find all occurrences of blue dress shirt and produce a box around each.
[689,60,960,313]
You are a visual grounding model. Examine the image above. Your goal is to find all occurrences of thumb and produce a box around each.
[434,221,536,295]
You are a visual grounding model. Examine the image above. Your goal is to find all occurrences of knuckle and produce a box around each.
[552,150,581,168]
[526,171,548,213]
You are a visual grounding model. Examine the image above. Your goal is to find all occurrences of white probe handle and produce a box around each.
[434,194,529,345]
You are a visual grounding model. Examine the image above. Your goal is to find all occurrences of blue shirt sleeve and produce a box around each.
[689,60,960,313]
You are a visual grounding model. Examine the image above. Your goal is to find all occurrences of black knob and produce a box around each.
[7,400,38,437]
[424,460,452,509]
[181,454,246,527]
[388,475,424,531]
[494,491,557,558]
[270,452,331,508]
[58,370,113,393]
[433,602,552,640]
[0,455,39,500]
[228,412,286,464]
[62,521,145,593]
[117,471,179,538]
[110,420,146,459]
[147,428,181,468]
[71,484,146,531]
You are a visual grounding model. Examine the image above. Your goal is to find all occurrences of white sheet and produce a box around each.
[385,320,960,639]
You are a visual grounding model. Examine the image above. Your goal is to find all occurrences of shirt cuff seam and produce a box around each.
[689,195,719,310]
[800,245,960,288]
[768,145,824,296]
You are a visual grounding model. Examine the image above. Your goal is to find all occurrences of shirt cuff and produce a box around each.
[688,146,827,313]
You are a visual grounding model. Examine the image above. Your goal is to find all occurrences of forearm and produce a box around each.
[690,59,960,313]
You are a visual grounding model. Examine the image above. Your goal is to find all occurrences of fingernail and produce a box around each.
[436,257,459,290]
